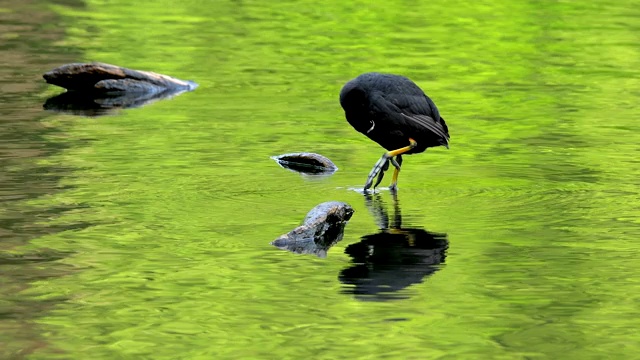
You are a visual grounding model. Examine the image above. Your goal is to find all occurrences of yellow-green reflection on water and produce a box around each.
[2,0,640,358]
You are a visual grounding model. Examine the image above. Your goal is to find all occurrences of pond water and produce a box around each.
[1,0,639,359]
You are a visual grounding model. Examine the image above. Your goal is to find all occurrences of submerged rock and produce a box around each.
[270,201,354,257]
[271,152,338,176]
[43,62,198,94]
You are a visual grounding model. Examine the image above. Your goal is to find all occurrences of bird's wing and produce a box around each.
[373,91,450,144]
[387,77,442,121]
[401,113,450,146]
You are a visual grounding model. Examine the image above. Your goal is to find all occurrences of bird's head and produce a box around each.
[339,81,368,114]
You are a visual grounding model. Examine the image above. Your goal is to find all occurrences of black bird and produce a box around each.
[340,73,450,191]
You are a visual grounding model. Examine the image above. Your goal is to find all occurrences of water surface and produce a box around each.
[1,0,639,358]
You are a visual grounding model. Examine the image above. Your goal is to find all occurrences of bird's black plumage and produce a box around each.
[340,73,449,154]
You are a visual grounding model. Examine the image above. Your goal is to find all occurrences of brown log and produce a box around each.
[43,62,198,94]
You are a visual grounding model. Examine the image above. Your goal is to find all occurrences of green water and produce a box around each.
[1,0,640,358]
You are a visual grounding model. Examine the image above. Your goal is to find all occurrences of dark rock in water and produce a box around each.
[271,201,354,258]
[43,62,198,94]
[302,201,351,225]
[271,152,338,176]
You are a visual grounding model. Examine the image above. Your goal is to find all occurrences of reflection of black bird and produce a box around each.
[339,193,448,301]
[340,73,450,191]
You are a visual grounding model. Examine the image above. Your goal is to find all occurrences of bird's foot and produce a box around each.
[363,154,390,191]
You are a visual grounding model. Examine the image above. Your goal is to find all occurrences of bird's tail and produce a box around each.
[440,116,450,149]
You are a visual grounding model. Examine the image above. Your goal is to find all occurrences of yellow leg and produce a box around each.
[364,139,417,191]
[391,167,400,185]
[388,138,417,157]
[388,156,402,191]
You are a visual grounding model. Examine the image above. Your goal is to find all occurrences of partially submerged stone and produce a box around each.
[301,201,351,226]
[43,62,198,94]
[270,201,354,257]
[271,152,338,176]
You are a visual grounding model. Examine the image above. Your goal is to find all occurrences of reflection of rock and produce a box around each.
[43,88,192,117]
[42,62,198,116]
[271,152,338,177]
[271,201,354,258]
[339,194,448,301]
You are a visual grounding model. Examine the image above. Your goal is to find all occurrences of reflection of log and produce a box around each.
[0,249,71,265]
[43,87,191,117]
[271,152,338,176]
[43,62,198,94]
[270,201,354,257]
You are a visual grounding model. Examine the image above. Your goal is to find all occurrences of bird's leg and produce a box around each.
[389,155,403,191]
[372,158,390,188]
[364,139,417,191]
[363,156,388,191]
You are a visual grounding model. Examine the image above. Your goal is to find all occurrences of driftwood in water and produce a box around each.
[43,62,198,94]
[271,152,338,176]
[271,201,354,257]
[42,62,198,116]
